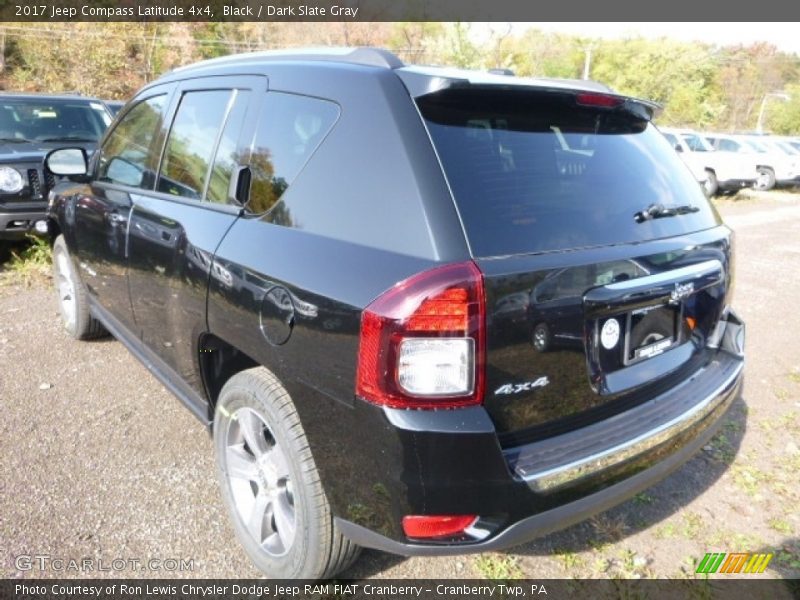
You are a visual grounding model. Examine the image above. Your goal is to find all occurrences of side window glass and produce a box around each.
[158,90,232,200]
[207,91,250,204]
[98,95,166,189]
[248,92,339,214]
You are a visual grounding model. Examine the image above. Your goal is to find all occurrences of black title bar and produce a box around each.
[3,0,800,22]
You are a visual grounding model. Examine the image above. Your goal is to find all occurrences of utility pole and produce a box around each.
[582,43,595,80]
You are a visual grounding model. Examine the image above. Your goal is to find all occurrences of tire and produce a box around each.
[754,167,776,191]
[532,322,551,352]
[52,235,106,340]
[702,170,718,197]
[213,367,360,579]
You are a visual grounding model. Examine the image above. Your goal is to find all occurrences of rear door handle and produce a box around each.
[228,165,252,207]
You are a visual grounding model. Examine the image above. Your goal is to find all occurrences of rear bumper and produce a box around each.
[337,311,745,556]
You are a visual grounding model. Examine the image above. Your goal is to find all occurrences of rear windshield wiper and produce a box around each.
[635,203,699,223]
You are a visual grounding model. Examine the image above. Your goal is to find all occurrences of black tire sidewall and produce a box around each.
[704,170,718,197]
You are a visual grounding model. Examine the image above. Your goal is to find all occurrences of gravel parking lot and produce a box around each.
[1,192,798,580]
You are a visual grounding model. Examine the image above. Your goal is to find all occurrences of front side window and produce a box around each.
[158,90,232,199]
[248,92,339,215]
[97,95,166,189]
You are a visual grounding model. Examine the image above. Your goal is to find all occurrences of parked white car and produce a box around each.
[705,133,799,191]
[660,128,758,196]
[658,128,709,194]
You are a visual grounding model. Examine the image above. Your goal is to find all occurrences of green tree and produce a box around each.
[766,83,800,134]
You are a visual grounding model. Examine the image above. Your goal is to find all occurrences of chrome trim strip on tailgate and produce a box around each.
[604,258,723,291]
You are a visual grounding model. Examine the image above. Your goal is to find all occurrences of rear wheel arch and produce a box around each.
[198,333,260,423]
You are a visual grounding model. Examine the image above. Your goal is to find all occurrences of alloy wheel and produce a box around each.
[55,250,77,330]
[223,407,296,557]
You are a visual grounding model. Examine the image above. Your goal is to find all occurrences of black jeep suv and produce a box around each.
[45,48,745,579]
[0,93,111,240]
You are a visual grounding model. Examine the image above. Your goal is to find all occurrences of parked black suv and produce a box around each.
[45,48,745,579]
[0,93,111,240]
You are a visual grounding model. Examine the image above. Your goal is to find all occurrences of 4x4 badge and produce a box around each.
[495,376,550,396]
[670,281,694,303]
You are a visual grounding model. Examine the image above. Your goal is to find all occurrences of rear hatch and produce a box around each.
[413,84,732,445]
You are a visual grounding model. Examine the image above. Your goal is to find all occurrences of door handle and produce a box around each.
[228,165,252,207]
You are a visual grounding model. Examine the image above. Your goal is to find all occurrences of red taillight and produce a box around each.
[356,261,485,409]
[402,515,478,539]
[575,92,624,108]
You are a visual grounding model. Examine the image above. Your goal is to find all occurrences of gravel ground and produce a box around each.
[0,191,798,580]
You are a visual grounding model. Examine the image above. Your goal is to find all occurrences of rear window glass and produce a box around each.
[418,89,718,258]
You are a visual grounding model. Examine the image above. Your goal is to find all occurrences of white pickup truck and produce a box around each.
[660,128,758,196]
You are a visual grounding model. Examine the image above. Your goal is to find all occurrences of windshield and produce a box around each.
[418,88,718,257]
[0,97,111,142]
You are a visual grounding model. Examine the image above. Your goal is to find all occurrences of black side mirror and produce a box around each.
[45,148,88,177]
[675,144,684,153]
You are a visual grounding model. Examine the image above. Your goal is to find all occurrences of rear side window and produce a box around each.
[98,95,166,189]
[158,90,232,199]
[248,92,339,215]
[418,89,718,258]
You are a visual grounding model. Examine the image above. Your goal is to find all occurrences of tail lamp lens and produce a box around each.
[402,515,478,539]
[356,261,485,409]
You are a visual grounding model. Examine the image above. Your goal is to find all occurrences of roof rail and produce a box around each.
[487,68,515,76]
[173,47,404,73]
